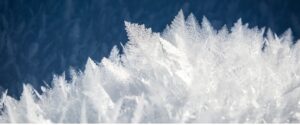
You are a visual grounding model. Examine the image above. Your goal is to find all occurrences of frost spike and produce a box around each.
[281,28,293,46]
[170,9,185,31]
[186,13,200,33]
[109,45,120,63]
[124,21,153,46]
[201,16,213,34]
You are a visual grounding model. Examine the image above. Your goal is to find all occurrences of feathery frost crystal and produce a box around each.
[1,10,300,123]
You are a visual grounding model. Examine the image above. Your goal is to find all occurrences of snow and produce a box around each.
[1,10,300,123]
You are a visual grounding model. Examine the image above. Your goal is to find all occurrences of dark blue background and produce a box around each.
[0,0,300,98]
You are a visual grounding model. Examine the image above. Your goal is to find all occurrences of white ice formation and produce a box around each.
[1,10,300,123]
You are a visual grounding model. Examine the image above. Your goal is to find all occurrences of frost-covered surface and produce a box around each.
[2,0,300,98]
[1,11,300,123]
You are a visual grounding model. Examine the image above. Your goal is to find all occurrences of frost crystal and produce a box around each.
[1,10,300,123]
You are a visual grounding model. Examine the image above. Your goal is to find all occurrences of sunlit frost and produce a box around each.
[1,10,300,123]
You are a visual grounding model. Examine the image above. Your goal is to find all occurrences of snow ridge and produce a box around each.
[1,10,300,123]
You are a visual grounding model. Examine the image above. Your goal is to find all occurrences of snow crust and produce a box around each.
[1,10,300,123]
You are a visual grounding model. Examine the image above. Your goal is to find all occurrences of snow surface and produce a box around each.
[1,10,300,123]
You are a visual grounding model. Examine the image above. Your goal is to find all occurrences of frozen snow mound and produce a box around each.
[1,10,300,123]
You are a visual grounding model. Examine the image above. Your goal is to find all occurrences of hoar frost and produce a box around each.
[1,10,300,123]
